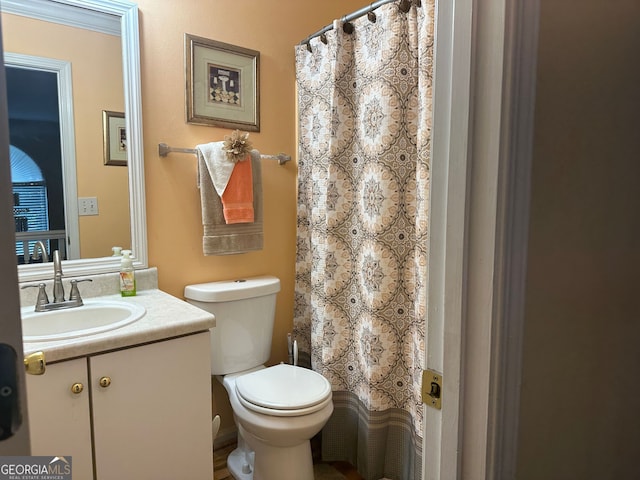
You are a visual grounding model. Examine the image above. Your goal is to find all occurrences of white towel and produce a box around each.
[196,142,235,197]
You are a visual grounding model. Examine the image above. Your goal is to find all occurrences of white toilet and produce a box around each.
[184,276,333,480]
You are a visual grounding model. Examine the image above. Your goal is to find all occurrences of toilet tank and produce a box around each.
[184,276,280,375]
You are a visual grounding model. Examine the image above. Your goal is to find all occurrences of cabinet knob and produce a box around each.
[99,376,111,388]
[70,383,84,394]
[24,352,46,375]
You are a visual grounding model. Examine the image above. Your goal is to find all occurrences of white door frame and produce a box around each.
[483,1,539,478]
[423,0,474,478]
[424,0,540,478]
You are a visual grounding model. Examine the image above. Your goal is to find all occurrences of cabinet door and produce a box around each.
[91,332,213,480]
[26,358,94,479]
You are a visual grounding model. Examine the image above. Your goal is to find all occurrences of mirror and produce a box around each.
[1,0,147,282]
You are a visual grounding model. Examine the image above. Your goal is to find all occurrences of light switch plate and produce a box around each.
[78,197,98,216]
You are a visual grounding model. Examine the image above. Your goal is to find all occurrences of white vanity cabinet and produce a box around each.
[26,332,213,480]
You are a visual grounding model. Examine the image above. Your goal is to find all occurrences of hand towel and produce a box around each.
[221,155,254,224]
[196,142,235,197]
[198,149,263,255]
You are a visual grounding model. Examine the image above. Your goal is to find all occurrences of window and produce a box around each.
[11,145,51,262]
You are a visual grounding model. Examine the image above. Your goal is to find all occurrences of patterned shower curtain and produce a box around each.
[294,2,433,479]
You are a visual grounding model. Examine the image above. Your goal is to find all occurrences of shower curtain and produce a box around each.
[294,1,434,479]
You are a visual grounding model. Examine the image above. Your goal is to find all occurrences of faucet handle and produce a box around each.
[69,279,93,304]
[21,283,49,311]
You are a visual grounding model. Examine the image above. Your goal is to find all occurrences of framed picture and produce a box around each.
[185,34,260,131]
[102,110,127,166]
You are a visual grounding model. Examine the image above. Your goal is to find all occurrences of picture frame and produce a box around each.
[185,34,260,131]
[102,110,127,166]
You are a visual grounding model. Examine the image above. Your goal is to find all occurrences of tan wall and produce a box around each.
[2,14,129,258]
[517,1,640,478]
[135,0,367,438]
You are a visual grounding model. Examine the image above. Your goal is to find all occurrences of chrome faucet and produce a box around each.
[52,250,65,303]
[21,250,92,312]
[31,241,49,263]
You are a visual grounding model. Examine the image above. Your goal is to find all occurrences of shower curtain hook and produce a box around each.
[342,16,354,34]
[367,9,377,23]
[320,33,328,44]
[306,41,313,53]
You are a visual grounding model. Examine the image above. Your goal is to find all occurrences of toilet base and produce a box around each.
[227,447,253,480]
[229,435,314,480]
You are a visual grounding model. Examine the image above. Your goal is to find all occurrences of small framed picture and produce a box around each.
[102,110,127,166]
[185,34,260,131]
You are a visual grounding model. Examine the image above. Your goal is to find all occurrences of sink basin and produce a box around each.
[21,300,146,342]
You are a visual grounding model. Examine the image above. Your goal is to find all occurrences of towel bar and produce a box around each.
[158,143,291,165]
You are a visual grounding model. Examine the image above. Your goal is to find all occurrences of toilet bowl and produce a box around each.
[220,364,333,480]
[183,276,334,480]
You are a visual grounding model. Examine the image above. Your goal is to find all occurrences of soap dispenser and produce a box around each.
[119,250,136,297]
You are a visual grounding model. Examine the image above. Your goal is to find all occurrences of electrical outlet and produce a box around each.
[78,197,98,216]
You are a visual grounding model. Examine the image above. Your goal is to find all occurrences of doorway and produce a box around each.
[4,53,80,262]
[7,66,66,263]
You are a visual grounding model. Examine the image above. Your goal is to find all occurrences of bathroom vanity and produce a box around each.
[22,286,215,480]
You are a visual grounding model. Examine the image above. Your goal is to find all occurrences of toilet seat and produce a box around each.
[235,364,332,417]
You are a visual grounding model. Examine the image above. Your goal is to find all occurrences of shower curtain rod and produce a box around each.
[300,0,414,47]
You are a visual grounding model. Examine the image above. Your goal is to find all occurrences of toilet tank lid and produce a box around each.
[184,275,280,303]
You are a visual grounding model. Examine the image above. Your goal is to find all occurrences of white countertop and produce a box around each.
[23,289,215,363]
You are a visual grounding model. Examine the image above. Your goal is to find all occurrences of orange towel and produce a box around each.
[221,155,254,224]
